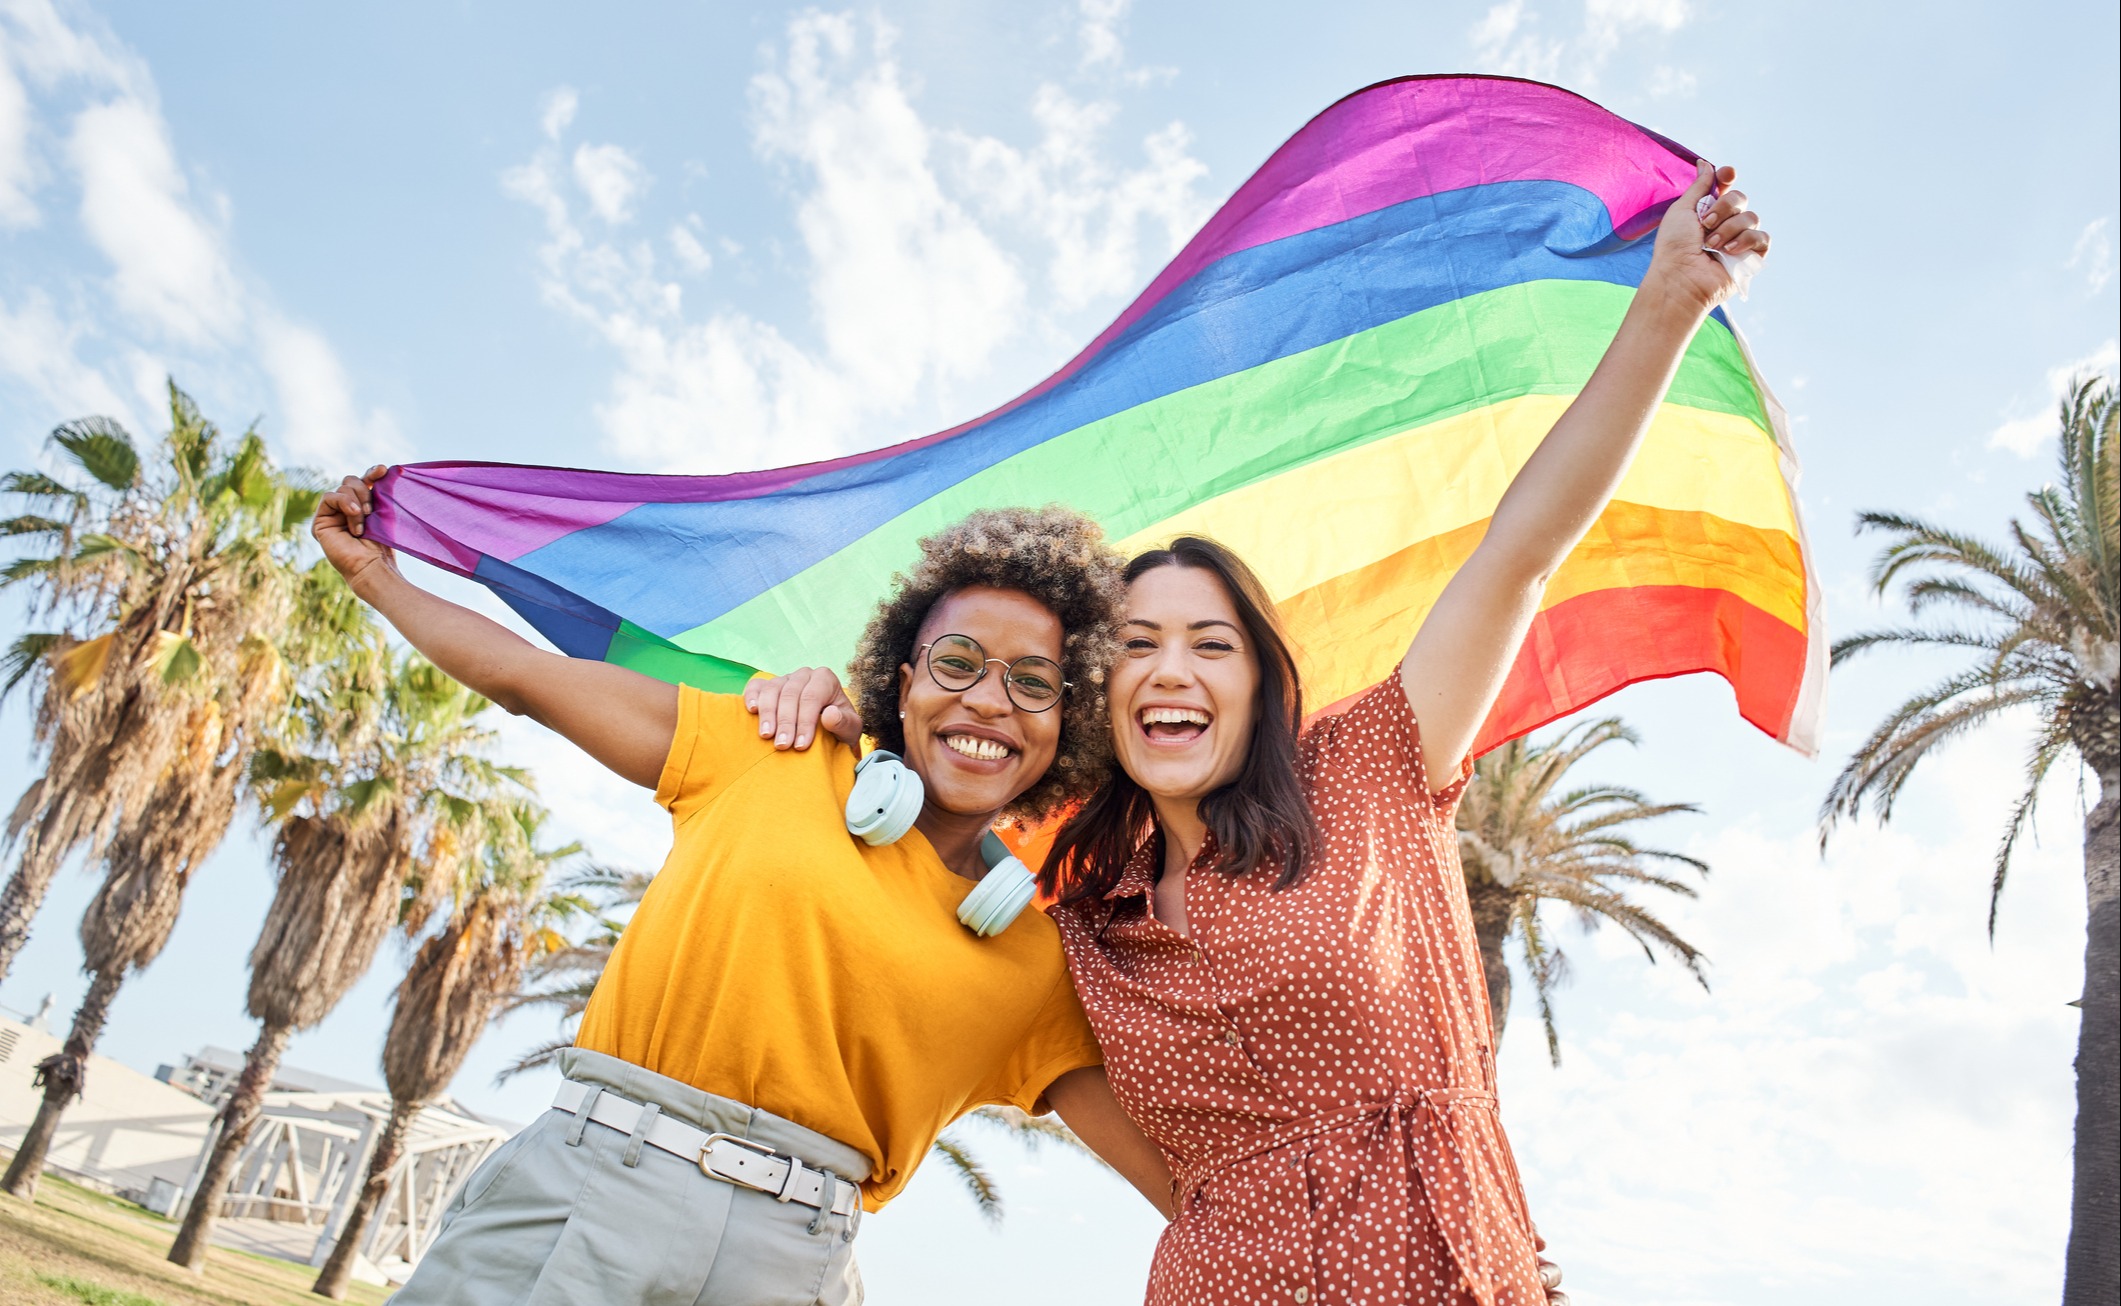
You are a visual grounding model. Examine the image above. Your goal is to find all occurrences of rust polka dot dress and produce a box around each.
[1052,680,1545,1306]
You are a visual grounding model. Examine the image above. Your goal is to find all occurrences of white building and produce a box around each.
[0,1009,216,1202]
[1,1007,509,1286]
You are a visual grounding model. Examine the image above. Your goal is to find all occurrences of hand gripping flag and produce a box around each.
[370,74,1825,757]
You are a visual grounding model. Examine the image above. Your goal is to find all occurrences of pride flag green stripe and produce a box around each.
[686,277,1766,675]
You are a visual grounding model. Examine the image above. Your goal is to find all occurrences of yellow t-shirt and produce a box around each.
[574,687,1102,1209]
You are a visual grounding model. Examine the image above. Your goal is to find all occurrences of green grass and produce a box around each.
[0,1160,390,1306]
[36,1274,169,1306]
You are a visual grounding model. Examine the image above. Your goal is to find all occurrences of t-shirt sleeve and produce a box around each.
[979,968,1104,1116]
[653,686,775,824]
[1302,677,1475,821]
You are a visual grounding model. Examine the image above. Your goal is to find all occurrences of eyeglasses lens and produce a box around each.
[926,635,1064,711]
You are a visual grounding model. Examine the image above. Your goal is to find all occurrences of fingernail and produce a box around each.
[796,734,810,748]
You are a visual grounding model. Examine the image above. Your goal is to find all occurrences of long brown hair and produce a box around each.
[1042,537,1320,903]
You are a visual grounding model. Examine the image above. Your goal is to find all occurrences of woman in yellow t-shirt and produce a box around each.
[312,479,1170,1306]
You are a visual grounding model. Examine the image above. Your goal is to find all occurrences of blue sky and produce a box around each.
[1,0,2116,1302]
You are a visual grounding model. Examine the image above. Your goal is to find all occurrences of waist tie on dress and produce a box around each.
[1173,1087,1524,1306]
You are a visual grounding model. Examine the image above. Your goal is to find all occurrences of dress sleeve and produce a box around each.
[1301,677,1475,821]
[653,687,775,824]
[978,968,1104,1116]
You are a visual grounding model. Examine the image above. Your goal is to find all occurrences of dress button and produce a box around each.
[1294,1289,1310,1303]
[1224,1029,1242,1046]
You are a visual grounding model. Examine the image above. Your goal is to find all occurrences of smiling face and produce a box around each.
[896,585,1067,819]
[1109,563,1262,804]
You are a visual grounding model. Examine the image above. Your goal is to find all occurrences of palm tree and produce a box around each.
[0,383,320,982]
[167,646,526,1268]
[1456,717,1711,1066]
[1,390,324,1203]
[312,804,580,1300]
[1822,375,2117,1305]
[504,862,1104,1221]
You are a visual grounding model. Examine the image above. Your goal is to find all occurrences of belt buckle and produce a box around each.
[698,1132,782,1188]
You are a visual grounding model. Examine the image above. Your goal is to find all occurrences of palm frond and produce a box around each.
[1459,714,1707,1059]
[963,1105,1100,1163]
[1,632,64,702]
[1829,372,2113,929]
[1,470,88,507]
[928,1132,1004,1224]
[50,418,140,492]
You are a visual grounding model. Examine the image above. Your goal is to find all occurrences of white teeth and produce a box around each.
[943,734,1011,761]
[1139,706,1211,726]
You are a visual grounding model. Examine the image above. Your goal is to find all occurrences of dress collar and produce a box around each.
[1103,824,1220,901]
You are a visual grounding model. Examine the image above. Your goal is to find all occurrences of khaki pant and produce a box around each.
[393,1049,867,1305]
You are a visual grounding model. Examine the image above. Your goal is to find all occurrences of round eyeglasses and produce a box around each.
[918,634,1069,712]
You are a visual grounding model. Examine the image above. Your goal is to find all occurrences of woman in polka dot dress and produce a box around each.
[1034,162,1768,1306]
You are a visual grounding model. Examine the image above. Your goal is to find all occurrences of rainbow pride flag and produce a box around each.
[372,74,1823,756]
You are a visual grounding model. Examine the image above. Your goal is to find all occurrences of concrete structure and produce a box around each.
[156,1044,372,1102]
[0,1011,216,1202]
[175,1088,506,1286]
[2,1008,511,1286]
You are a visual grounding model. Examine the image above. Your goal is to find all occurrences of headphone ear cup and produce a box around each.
[958,831,1038,937]
[846,751,922,846]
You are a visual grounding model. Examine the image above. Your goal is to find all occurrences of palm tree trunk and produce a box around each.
[312,1097,420,1300]
[166,1021,294,1268]
[2063,777,2118,1306]
[0,829,62,985]
[1,966,123,1201]
[1468,882,1514,1044]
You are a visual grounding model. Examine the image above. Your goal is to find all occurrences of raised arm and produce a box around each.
[316,467,678,789]
[1399,161,1769,789]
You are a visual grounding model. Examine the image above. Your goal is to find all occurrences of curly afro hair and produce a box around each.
[847,505,1126,822]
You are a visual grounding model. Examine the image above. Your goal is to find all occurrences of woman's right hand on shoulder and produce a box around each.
[744,666,864,751]
[314,465,399,589]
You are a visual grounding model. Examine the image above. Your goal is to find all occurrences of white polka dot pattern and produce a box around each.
[1054,680,1544,1306]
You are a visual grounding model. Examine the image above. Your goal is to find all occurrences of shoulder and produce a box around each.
[1299,678,1419,770]
[1298,677,1472,814]
[658,684,859,816]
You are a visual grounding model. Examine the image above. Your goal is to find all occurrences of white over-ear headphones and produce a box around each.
[844,751,1038,938]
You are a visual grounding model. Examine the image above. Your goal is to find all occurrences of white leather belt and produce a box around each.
[552,1081,862,1218]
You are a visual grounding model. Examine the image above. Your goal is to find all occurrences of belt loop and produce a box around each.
[565,1086,604,1147]
[622,1102,661,1168]
[842,1197,862,1242]
[808,1170,837,1235]
[774,1153,804,1203]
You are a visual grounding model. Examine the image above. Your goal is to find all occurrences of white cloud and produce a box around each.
[1469,0,1691,89]
[257,315,401,467]
[750,13,1025,406]
[0,46,36,225]
[505,10,1204,473]
[67,97,243,344]
[1503,714,2082,1302]
[669,218,713,275]
[572,141,645,224]
[1469,0,1564,81]
[0,289,135,425]
[1645,63,1696,98]
[1072,0,1172,86]
[2068,217,2113,294]
[951,84,1209,311]
[0,0,385,475]
[539,85,577,141]
[1988,338,2119,456]
[0,0,137,89]
[501,10,1211,472]
[1078,0,1128,69]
